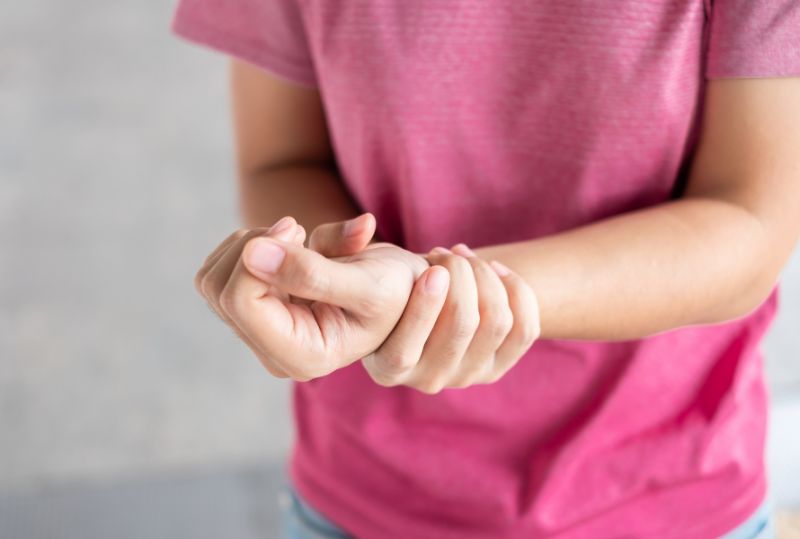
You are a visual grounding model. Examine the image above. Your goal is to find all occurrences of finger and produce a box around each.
[294,224,307,246]
[195,216,294,295]
[308,212,376,257]
[362,265,450,387]
[195,229,250,295]
[404,249,479,394]
[198,222,301,378]
[488,261,541,383]
[223,249,351,381]
[218,254,307,379]
[446,244,513,387]
[205,216,292,267]
[199,221,298,306]
[204,229,249,266]
[241,236,377,312]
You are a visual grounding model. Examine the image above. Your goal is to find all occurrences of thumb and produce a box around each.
[308,212,376,257]
[242,234,375,312]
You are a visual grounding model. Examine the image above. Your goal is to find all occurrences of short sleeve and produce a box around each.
[705,0,800,79]
[170,0,317,87]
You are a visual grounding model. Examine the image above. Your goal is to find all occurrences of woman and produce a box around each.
[174,0,800,537]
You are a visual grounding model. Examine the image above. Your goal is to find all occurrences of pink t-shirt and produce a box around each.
[171,1,800,537]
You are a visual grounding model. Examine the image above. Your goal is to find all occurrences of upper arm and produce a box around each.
[229,59,335,178]
[683,77,800,290]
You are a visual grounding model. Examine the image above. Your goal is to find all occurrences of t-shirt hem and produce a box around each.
[291,443,769,539]
[656,471,768,539]
[706,56,800,80]
[170,12,318,88]
[706,69,800,80]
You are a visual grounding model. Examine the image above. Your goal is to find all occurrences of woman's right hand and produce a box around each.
[193,214,445,381]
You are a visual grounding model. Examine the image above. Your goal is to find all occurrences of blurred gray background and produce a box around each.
[1,1,798,538]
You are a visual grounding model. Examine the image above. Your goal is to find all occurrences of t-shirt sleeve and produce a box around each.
[170,0,317,87]
[705,0,800,79]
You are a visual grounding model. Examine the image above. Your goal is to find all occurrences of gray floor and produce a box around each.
[0,465,288,539]
[1,1,798,538]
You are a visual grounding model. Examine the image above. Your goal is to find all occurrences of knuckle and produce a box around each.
[450,310,480,339]
[520,320,541,346]
[369,371,402,387]
[378,352,415,376]
[446,375,474,389]
[497,314,515,340]
[415,380,445,395]
[480,305,513,339]
[365,354,409,387]
[483,370,505,385]
[451,363,490,388]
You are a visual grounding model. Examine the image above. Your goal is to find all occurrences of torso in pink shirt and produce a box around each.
[172,0,800,536]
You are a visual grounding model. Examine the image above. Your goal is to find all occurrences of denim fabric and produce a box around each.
[278,483,354,539]
[278,482,775,539]
[719,496,776,539]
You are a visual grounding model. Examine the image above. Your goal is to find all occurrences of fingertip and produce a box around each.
[428,246,451,257]
[423,265,450,295]
[244,237,287,276]
[294,224,307,245]
[343,213,372,237]
[268,216,296,235]
[260,218,297,244]
[489,260,512,277]
[451,243,476,257]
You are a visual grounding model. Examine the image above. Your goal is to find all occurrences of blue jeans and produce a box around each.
[277,482,775,539]
[278,482,353,539]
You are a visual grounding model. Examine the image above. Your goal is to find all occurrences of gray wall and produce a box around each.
[1,1,798,537]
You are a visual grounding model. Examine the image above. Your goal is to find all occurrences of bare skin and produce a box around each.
[195,211,540,390]
[195,59,800,393]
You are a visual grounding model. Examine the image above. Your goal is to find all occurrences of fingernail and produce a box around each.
[430,246,451,255]
[248,239,286,273]
[270,216,293,234]
[343,214,367,237]
[424,266,449,294]
[490,260,511,277]
[451,243,476,257]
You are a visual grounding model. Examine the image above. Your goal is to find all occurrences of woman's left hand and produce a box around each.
[363,243,541,393]
[308,217,541,393]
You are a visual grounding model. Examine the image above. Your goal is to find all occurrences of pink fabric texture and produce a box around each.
[171,1,800,537]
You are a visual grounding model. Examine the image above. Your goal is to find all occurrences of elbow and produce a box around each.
[723,271,779,323]
[707,246,782,325]
[723,194,797,323]
[703,214,785,325]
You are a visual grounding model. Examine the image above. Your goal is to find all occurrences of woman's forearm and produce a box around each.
[474,197,776,341]
[237,163,363,239]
